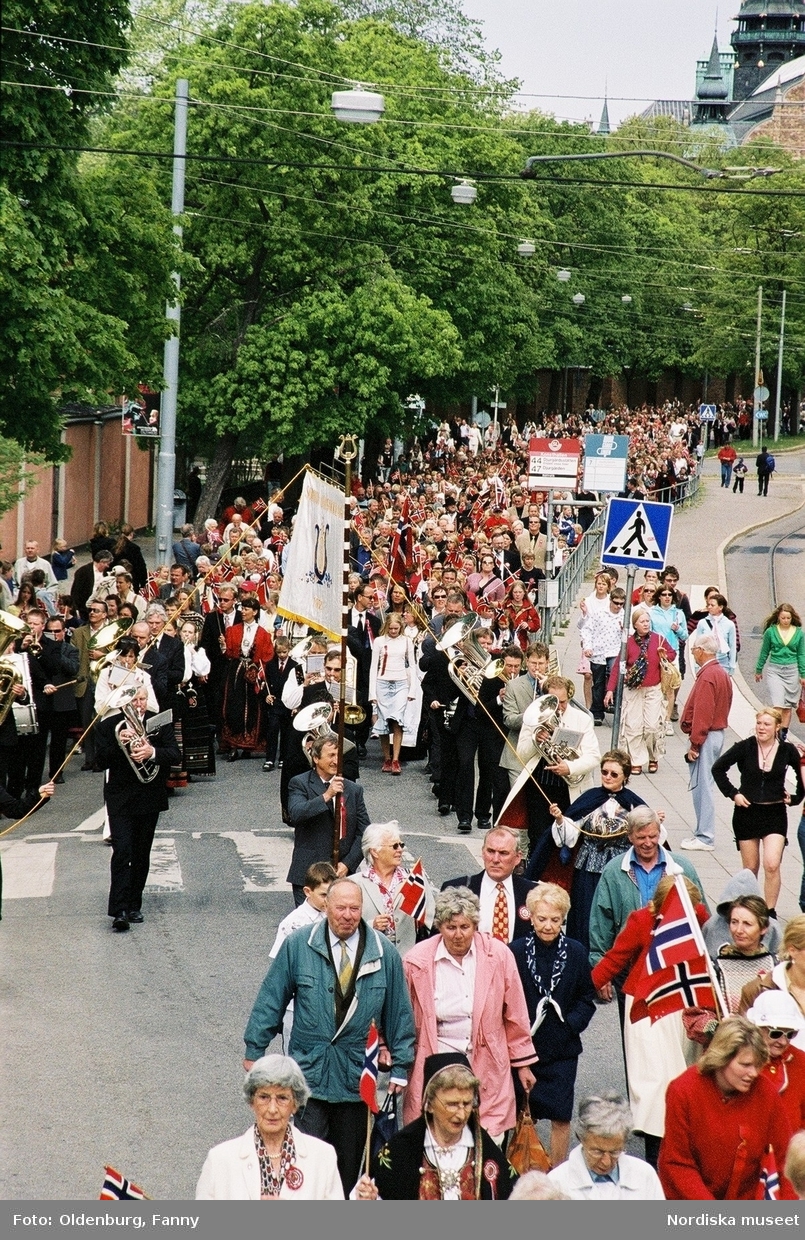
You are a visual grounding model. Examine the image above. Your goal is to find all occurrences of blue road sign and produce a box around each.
[699,404,717,421]
[601,498,674,571]
[755,410,768,421]
[583,434,629,492]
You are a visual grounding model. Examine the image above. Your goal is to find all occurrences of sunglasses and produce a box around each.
[766,1028,795,1040]
[388,842,405,849]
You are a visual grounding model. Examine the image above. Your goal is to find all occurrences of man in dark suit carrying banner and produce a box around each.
[286,731,370,907]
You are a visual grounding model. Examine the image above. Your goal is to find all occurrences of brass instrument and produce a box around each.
[293,700,334,766]
[523,693,584,787]
[114,687,160,783]
[436,614,504,703]
[342,648,366,725]
[0,611,30,728]
[88,619,132,685]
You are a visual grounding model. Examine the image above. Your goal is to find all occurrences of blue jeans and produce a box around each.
[720,462,733,487]
[688,729,724,846]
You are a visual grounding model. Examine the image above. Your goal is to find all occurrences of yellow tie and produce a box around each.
[492,883,509,942]
[338,941,352,991]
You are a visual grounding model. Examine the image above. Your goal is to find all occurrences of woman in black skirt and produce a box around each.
[176,613,216,779]
[509,881,597,1167]
[712,708,804,916]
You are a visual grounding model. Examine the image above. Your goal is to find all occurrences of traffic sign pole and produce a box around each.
[610,566,635,748]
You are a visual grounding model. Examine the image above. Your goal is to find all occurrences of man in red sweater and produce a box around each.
[679,632,733,851]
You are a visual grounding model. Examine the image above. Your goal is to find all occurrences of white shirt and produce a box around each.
[433,937,476,1055]
[327,927,360,970]
[240,620,258,656]
[14,555,56,588]
[270,901,323,959]
[478,872,516,940]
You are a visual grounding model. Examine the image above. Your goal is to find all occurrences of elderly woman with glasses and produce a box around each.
[660,1017,795,1200]
[649,584,687,731]
[746,990,805,1135]
[196,1055,343,1199]
[354,1054,517,1200]
[604,605,675,775]
[547,1093,664,1200]
[402,887,536,1141]
[352,821,436,958]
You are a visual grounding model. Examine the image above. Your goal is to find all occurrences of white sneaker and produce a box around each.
[680,837,715,851]
[665,721,673,736]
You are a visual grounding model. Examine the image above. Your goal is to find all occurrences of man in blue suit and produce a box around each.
[286,731,370,906]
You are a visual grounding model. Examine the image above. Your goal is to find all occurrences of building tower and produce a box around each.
[731,0,805,101]
[694,33,730,121]
[598,96,611,136]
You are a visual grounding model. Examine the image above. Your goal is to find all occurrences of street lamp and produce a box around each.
[331,88,385,123]
[451,180,477,205]
[572,292,586,306]
[517,239,536,256]
[621,294,632,304]
[556,269,572,282]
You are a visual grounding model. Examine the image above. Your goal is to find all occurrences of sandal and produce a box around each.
[648,761,658,773]
[631,766,643,775]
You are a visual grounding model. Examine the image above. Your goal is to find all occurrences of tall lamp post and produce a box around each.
[152,82,384,563]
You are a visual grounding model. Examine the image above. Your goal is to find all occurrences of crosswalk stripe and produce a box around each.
[144,838,184,892]
[73,807,106,833]
[221,831,293,892]
[0,840,59,899]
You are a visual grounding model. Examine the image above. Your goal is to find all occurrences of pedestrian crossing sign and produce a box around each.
[601,498,673,570]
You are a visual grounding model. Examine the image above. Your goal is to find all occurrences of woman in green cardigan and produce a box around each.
[755,603,805,740]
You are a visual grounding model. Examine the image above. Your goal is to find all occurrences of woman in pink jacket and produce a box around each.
[402,887,537,1139]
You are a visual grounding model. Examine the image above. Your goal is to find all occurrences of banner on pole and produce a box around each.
[277,470,344,641]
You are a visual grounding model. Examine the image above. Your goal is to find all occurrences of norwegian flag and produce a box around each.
[491,475,506,510]
[633,955,716,1023]
[467,497,486,530]
[760,1147,780,1200]
[100,1166,147,1200]
[389,496,413,584]
[398,859,428,924]
[360,1021,380,1112]
[645,881,703,973]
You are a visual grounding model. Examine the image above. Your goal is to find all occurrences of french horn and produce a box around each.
[436,614,505,703]
[524,693,584,787]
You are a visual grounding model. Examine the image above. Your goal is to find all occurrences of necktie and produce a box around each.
[338,941,352,991]
[357,614,365,637]
[492,883,509,942]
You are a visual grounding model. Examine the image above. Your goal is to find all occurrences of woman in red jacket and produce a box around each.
[220,595,274,760]
[592,874,707,1167]
[604,606,675,775]
[660,1017,794,1200]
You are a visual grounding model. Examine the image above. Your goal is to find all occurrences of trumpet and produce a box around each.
[88,619,132,685]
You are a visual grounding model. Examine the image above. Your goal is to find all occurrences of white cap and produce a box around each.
[746,989,805,1030]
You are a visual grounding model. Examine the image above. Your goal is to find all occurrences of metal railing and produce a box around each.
[539,471,702,642]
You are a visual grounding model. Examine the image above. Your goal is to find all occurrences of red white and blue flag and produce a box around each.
[398,859,429,925]
[760,1147,780,1200]
[633,956,716,1023]
[360,1020,380,1112]
[645,882,702,973]
[100,1166,147,1200]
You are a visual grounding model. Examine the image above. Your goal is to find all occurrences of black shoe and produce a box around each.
[357,745,368,759]
[226,750,240,762]
[127,910,144,924]
[52,774,66,785]
[476,817,492,831]
[431,784,441,798]
[457,820,472,833]
[262,761,275,772]
[438,804,451,816]
[112,915,130,932]
[593,718,604,727]
[81,763,95,772]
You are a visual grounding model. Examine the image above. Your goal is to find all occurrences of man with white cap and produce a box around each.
[746,990,805,1135]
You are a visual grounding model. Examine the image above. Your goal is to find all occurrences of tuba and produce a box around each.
[436,614,504,703]
[0,611,30,728]
[293,700,334,766]
[114,688,160,783]
[525,694,584,787]
[88,619,132,684]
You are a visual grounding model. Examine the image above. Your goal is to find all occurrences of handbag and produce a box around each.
[797,683,805,725]
[658,640,681,694]
[506,1104,552,1175]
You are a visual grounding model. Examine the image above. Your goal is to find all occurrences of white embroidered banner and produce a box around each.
[277,470,344,640]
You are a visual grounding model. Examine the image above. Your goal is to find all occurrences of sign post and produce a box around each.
[601,498,674,748]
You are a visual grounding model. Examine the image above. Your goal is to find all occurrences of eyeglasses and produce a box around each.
[659,591,673,597]
[601,769,623,777]
[432,594,447,600]
[88,607,105,613]
[387,842,405,849]
[611,600,625,606]
[433,1098,475,1113]
[766,1029,795,1040]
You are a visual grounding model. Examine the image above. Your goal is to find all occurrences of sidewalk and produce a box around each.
[552,454,805,921]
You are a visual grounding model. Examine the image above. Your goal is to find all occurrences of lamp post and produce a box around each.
[152,81,385,563]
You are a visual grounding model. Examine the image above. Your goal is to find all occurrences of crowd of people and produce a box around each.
[2,398,805,1202]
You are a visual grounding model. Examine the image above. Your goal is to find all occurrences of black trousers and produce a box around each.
[452,715,479,824]
[590,658,615,722]
[41,710,74,778]
[264,703,292,764]
[475,731,508,822]
[296,1097,365,1196]
[107,808,160,916]
[524,763,569,857]
[758,472,770,496]
[7,731,47,798]
[78,686,98,764]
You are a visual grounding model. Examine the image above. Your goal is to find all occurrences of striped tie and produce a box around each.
[338,941,352,991]
[492,883,509,942]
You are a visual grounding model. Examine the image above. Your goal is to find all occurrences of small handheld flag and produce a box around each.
[360,1020,380,1113]
[398,859,428,924]
[760,1146,780,1201]
[100,1166,147,1200]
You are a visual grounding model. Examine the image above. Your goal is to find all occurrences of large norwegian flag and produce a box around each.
[645,882,702,973]
[398,859,428,924]
[360,1021,380,1113]
[389,496,413,584]
[633,956,716,1023]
